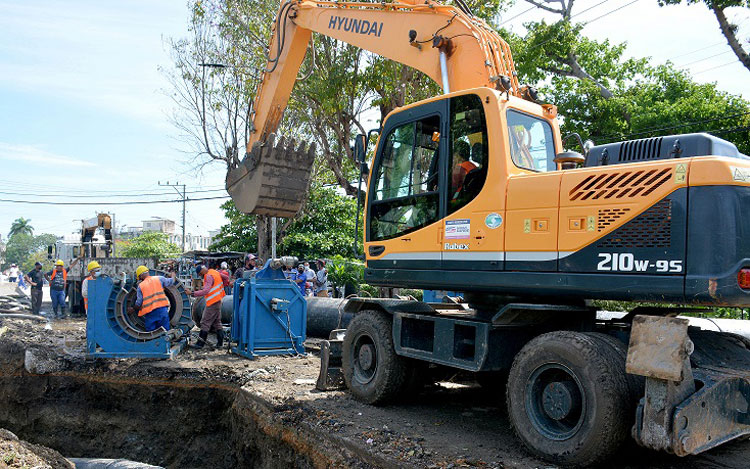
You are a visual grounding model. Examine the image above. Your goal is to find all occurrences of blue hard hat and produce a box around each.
[195,265,204,276]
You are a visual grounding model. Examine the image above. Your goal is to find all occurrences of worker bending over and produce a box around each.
[129,266,177,332]
[187,265,229,348]
[81,261,102,313]
[45,257,80,319]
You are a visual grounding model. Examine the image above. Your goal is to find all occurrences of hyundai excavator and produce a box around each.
[224,0,750,465]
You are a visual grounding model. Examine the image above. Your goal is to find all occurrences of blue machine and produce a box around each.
[231,259,306,358]
[423,290,463,303]
[86,271,194,359]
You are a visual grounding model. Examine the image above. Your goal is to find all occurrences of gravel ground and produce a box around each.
[1,316,749,468]
[0,428,73,469]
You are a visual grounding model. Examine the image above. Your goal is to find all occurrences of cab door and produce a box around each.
[365,99,448,270]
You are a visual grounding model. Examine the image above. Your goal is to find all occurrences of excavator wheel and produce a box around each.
[342,310,409,405]
[506,331,630,466]
[225,134,316,218]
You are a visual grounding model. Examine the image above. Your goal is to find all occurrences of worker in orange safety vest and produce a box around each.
[81,261,102,313]
[186,265,229,348]
[45,257,80,319]
[128,266,177,332]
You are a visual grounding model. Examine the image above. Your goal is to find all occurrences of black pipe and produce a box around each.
[190,296,351,339]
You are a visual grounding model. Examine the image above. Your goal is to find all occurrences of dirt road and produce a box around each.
[1,316,748,468]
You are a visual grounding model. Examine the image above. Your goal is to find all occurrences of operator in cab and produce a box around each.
[186,265,230,349]
[128,266,177,332]
[451,140,476,198]
[81,261,102,313]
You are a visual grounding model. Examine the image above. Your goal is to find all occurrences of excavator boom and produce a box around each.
[226,0,519,216]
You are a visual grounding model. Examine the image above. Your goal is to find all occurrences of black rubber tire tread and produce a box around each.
[586,332,645,410]
[506,331,631,467]
[342,310,408,405]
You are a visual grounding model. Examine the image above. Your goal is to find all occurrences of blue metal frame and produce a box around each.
[86,271,193,359]
[231,260,306,359]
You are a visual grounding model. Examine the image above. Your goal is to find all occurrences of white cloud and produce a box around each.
[0,142,96,167]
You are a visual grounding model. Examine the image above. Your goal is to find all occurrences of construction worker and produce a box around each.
[81,261,102,313]
[45,258,80,319]
[187,265,229,348]
[128,266,176,332]
[24,262,45,315]
[451,140,477,198]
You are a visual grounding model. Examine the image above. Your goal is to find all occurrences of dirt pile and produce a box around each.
[0,428,73,469]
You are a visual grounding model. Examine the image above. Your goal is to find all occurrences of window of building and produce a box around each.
[507,110,556,172]
[448,94,488,214]
[369,115,441,241]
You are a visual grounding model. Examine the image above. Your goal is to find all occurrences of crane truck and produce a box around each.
[224,0,750,465]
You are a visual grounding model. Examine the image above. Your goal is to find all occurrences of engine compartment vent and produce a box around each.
[597,200,672,249]
[569,167,673,201]
[620,137,663,162]
[598,208,631,231]
[585,132,747,167]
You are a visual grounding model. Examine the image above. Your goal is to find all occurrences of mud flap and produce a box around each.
[316,329,346,391]
[226,134,316,218]
[628,315,750,455]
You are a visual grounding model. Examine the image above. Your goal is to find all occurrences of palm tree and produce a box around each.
[8,218,33,238]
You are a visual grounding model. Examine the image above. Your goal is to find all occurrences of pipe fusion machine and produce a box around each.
[86,270,194,359]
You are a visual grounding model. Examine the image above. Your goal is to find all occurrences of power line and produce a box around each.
[593,110,750,142]
[666,41,725,61]
[529,0,639,50]
[572,0,614,19]
[694,59,739,75]
[678,50,733,69]
[0,195,230,206]
[0,187,227,198]
[499,5,535,26]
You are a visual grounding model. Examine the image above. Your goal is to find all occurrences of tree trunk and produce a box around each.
[713,6,750,74]
[256,216,272,262]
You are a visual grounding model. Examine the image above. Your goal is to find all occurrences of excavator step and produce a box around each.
[226,134,316,218]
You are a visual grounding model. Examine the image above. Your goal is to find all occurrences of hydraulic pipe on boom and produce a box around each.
[225,0,519,217]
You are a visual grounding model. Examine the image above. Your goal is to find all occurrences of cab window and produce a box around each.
[448,94,488,214]
[507,110,556,172]
[369,115,441,241]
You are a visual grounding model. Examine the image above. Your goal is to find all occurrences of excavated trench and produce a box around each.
[0,343,372,469]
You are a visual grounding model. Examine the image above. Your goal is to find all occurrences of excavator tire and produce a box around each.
[506,330,630,466]
[225,134,316,218]
[342,310,409,405]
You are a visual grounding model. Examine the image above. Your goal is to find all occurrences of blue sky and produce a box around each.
[0,0,748,241]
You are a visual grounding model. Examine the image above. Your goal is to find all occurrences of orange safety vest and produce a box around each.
[50,269,68,290]
[205,269,226,306]
[138,276,170,316]
[83,275,93,311]
[460,160,477,173]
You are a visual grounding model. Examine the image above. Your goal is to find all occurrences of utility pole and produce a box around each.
[159,181,187,252]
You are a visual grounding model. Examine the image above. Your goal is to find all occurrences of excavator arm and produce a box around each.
[226,0,519,217]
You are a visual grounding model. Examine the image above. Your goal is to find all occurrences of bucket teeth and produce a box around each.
[226,134,316,218]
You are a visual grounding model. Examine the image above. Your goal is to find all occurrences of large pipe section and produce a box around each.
[191,295,352,339]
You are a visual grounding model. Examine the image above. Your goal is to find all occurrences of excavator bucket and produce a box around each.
[226,134,316,218]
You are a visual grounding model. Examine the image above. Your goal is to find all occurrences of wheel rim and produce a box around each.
[525,363,586,441]
[351,332,378,385]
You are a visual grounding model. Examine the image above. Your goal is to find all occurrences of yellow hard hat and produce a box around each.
[87,261,101,272]
[135,266,149,278]
[55,259,64,266]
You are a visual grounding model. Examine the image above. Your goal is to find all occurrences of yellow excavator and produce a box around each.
[225,0,750,465]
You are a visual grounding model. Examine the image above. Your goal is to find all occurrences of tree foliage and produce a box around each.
[210,184,361,260]
[8,218,34,238]
[120,232,181,261]
[506,1,750,153]
[2,233,56,269]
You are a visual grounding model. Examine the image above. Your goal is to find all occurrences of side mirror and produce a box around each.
[47,245,53,260]
[73,246,80,258]
[353,134,367,163]
[554,151,585,170]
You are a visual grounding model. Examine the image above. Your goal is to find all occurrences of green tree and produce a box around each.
[8,217,34,238]
[3,233,57,269]
[658,0,750,74]
[210,184,361,259]
[506,2,750,152]
[22,251,53,274]
[120,232,181,261]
